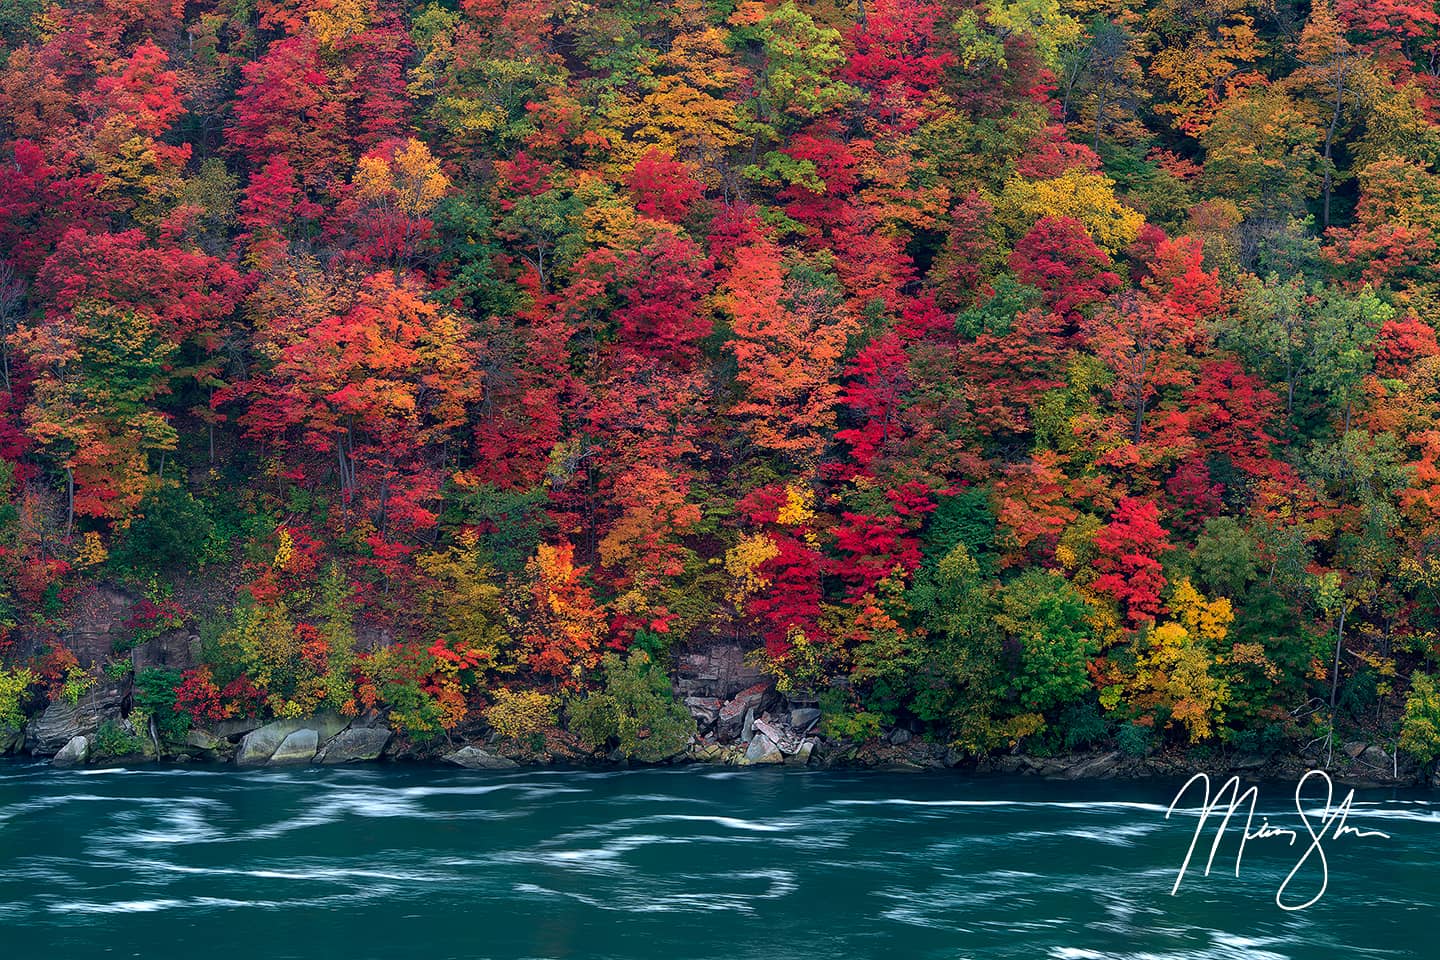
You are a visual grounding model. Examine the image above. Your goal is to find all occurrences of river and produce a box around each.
[0,760,1433,958]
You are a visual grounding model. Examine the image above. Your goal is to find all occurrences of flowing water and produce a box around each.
[0,760,1434,959]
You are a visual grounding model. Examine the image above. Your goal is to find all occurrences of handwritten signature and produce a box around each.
[1165,770,1391,910]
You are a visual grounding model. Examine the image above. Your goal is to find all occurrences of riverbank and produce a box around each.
[3,678,1422,789]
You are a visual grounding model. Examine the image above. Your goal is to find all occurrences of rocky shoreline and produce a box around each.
[2,665,1426,789]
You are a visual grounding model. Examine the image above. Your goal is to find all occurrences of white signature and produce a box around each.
[1165,769,1391,911]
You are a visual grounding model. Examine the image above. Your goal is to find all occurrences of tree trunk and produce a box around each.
[1325,604,1348,768]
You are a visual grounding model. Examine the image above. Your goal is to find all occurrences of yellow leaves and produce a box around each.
[1168,578,1233,643]
[994,169,1143,253]
[776,482,816,528]
[1148,9,1264,135]
[724,532,780,607]
[75,531,108,567]
[273,527,295,570]
[353,138,450,217]
[486,688,558,740]
[307,0,373,47]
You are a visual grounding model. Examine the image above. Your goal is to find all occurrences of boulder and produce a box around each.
[53,736,89,766]
[316,727,393,764]
[683,697,722,734]
[236,714,348,766]
[25,682,125,755]
[1056,752,1121,780]
[1360,745,1391,769]
[268,729,319,765]
[788,708,821,731]
[716,683,769,741]
[742,732,784,764]
[887,727,913,745]
[793,739,816,765]
[443,746,520,770]
[741,706,756,742]
[1343,741,1367,759]
[186,729,223,752]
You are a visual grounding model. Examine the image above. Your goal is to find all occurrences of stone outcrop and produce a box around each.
[24,682,125,756]
[236,713,348,766]
[316,727,393,764]
[673,644,770,701]
[269,729,319,764]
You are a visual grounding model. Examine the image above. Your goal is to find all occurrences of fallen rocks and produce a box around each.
[683,697,722,735]
[742,732,784,764]
[716,683,769,741]
[788,708,821,731]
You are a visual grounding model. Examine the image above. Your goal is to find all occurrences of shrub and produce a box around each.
[0,666,35,727]
[133,667,190,742]
[1400,673,1440,767]
[92,719,148,758]
[486,688,557,740]
[568,651,693,762]
[1117,721,1156,758]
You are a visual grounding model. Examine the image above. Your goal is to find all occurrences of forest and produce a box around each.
[1,0,1439,766]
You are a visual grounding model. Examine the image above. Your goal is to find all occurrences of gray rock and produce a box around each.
[1231,752,1271,770]
[209,717,265,740]
[887,727,913,745]
[672,645,771,700]
[788,708,821,731]
[24,682,124,755]
[236,714,348,766]
[443,746,520,770]
[53,736,89,766]
[186,729,223,752]
[1343,741,1367,759]
[943,747,966,768]
[794,738,816,765]
[741,706,756,743]
[1058,752,1121,780]
[716,683,769,741]
[1360,745,1391,768]
[743,732,784,764]
[268,729,319,765]
[683,697,722,733]
[317,727,393,764]
[0,725,22,754]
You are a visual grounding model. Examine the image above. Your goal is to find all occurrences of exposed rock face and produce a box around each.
[674,645,770,700]
[236,714,347,766]
[53,736,89,766]
[269,729,319,765]
[131,630,200,673]
[24,682,125,756]
[317,727,393,764]
[443,746,519,770]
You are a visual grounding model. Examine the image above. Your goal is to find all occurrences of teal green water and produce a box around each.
[0,760,1433,959]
